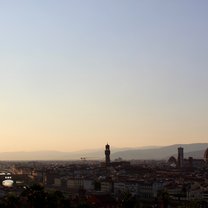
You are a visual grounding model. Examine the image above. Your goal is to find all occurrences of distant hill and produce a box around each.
[0,143,207,160]
[111,143,208,160]
[177,150,205,159]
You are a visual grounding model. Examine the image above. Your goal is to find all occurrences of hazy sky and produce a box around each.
[0,1,208,152]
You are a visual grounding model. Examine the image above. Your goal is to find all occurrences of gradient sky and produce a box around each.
[0,1,208,152]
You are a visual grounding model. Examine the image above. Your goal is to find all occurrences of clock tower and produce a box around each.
[105,143,111,166]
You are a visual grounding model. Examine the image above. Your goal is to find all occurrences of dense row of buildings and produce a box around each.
[0,144,208,207]
[168,146,208,169]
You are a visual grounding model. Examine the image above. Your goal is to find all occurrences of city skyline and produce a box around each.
[0,1,208,152]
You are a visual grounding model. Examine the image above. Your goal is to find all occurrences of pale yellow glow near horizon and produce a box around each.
[0,93,207,152]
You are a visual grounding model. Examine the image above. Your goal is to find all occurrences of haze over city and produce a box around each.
[0,1,208,152]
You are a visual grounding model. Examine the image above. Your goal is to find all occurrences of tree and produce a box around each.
[157,190,170,208]
[21,184,47,208]
[121,191,138,208]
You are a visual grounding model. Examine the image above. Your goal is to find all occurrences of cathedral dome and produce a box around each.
[204,148,208,162]
[168,156,177,164]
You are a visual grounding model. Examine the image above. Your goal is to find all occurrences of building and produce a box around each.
[204,148,208,163]
[177,147,184,168]
[168,147,205,169]
[101,180,113,193]
[105,144,111,166]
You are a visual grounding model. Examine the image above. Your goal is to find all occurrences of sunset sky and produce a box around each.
[0,1,208,152]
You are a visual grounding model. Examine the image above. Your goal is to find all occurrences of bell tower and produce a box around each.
[105,143,111,166]
[177,147,184,168]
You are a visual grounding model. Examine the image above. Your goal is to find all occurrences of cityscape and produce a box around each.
[0,143,207,207]
[1,1,208,207]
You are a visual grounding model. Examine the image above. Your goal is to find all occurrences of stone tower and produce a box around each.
[178,147,184,168]
[105,143,111,166]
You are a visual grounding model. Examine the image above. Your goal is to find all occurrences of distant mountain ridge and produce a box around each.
[0,143,207,160]
[111,143,208,160]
